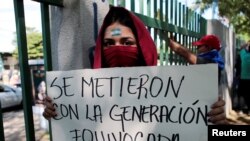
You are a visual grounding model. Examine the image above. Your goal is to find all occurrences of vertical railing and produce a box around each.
[0,100,4,141]
[178,2,182,65]
[34,1,62,141]
[169,0,174,65]
[13,0,35,140]
[32,0,63,7]
[165,0,169,65]
[40,3,53,141]
[153,0,157,63]
[40,4,53,71]
[110,0,207,66]
[159,0,164,66]
[0,0,63,141]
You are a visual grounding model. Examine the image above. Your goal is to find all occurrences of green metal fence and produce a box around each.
[0,0,62,141]
[0,0,206,140]
[110,0,207,66]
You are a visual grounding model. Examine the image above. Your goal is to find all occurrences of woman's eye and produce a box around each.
[104,41,114,46]
[124,41,135,46]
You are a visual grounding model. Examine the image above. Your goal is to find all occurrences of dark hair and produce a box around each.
[100,7,146,67]
[101,6,139,44]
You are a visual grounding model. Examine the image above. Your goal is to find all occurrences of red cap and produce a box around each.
[192,35,221,51]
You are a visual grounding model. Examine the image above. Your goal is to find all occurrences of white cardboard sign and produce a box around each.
[46,64,218,141]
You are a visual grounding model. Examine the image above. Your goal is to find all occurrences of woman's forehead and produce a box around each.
[104,22,135,38]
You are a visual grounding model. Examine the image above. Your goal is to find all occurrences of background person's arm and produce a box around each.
[169,39,197,64]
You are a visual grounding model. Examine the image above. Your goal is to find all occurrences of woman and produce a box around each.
[43,6,226,124]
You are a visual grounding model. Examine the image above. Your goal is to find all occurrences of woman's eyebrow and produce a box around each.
[103,38,114,41]
[120,37,136,40]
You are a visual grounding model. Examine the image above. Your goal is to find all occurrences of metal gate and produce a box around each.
[0,0,207,140]
[0,0,62,141]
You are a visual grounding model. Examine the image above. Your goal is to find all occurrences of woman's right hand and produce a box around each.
[43,96,57,120]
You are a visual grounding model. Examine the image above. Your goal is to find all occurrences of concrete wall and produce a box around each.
[50,0,109,70]
[206,19,237,116]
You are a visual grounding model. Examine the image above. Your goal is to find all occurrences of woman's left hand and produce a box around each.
[208,96,227,124]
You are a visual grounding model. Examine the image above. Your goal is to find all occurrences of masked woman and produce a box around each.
[43,6,226,124]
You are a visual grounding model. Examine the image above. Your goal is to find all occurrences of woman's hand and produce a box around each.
[43,96,57,120]
[208,96,227,124]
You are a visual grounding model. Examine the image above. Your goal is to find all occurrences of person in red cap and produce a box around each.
[169,34,224,79]
[192,34,221,51]
[169,34,224,68]
[43,7,226,124]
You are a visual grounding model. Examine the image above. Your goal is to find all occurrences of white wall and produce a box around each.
[50,0,109,70]
[206,19,237,116]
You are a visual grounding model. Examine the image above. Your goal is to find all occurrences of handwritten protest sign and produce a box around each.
[46,64,218,141]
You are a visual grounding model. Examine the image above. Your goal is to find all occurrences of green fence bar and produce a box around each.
[139,0,144,14]
[0,100,4,141]
[40,3,53,141]
[109,0,114,5]
[164,0,169,65]
[147,0,151,17]
[98,0,205,65]
[32,0,63,7]
[119,0,125,7]
[170,0,174,24]
[153,0,157,46]
[130,0,135,12]
[176,2,181,65]
[41,3,52,71]
[173,0,178,64]
[159,0,164,65]
[13,0,36,141]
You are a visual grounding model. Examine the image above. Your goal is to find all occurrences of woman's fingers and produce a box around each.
[208,112,227,124]
[208,97,227,124]
[43,96,57,119]
[211,96,225,108]
[43,107,57,120]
